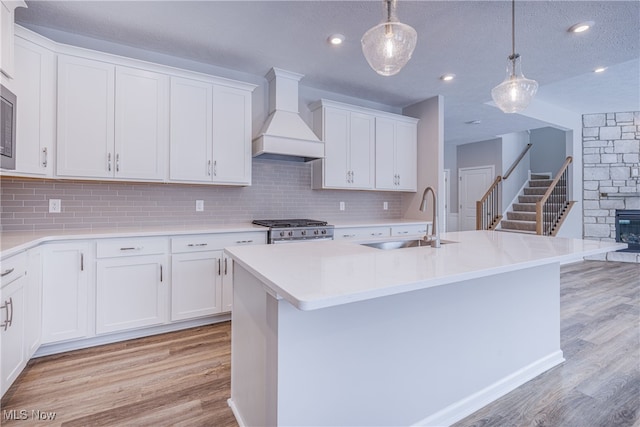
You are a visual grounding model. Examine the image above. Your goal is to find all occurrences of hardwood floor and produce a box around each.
[1,260,638,426]
[1,324,238,426]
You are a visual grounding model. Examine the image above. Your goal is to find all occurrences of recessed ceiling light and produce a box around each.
[568,21,594,33]
[594,67,607,73]
[440,74,456,82]
[328,34,345,46]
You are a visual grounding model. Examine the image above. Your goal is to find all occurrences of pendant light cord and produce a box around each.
[511,0,516,58]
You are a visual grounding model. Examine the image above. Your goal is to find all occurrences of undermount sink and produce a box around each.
[360,239,458,250]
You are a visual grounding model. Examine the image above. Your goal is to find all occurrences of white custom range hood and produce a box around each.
[252,68,324,161]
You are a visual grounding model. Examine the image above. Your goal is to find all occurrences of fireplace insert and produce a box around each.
[615,209,640,252]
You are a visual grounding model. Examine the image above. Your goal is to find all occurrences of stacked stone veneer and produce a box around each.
[583,111,640,262]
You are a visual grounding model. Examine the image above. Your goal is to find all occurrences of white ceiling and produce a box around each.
[15,1,640,146]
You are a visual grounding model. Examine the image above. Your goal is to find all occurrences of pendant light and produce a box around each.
[491,0,538,113]
[361,0,417,76]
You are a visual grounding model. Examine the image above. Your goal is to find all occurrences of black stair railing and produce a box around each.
[536,156,574,236]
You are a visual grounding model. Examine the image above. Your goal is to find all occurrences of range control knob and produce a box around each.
[288,231,294,237]
[321,229,327,234]
[314,230,320,235]
[279,231,286,237]
[301,230,307,236]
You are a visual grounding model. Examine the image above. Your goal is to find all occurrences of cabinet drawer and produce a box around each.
[1,252,27,288]
[391,224,429,237]
[171,232,266,253]
[334,227,391,240]
[96,237,168,258]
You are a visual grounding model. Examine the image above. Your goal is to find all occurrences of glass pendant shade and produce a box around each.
[491,55,538,113]
[361,1,417,76]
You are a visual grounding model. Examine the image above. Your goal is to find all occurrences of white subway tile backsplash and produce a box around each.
[1,159,403,231]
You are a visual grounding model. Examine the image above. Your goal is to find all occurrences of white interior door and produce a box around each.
[458,166,494,231]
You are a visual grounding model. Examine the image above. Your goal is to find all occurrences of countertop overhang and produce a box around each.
[225,230,627,311]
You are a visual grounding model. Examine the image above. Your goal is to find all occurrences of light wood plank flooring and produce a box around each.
[2,260,638,426]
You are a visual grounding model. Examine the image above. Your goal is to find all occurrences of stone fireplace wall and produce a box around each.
[582,111,640,261]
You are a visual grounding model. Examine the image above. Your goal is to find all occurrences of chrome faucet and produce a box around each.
[419,186,441,248]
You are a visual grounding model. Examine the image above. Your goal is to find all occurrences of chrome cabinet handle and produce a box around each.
[1,268,15,277]
[160,265,163,282]
[213,160,217,177]
[224,258,228,275]
[235,240,254,244]
[187,243,208,247]
[116,153,120,172]
[107,153,112,172]
[120,247,144,251]
[80,253,84,271]
[371,232,384,236]
[207,160,212,176]
[398,231,409,235]
[1,297,13,331]
[343,234,356,238]
[42,147,48,168]
[217,258,221,276]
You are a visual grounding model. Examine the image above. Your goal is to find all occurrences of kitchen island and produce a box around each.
[224,230,625,426]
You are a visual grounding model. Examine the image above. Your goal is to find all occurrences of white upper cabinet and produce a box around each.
[170,77,252,186]
[169,77,213,182]
[114,66,169,180]
[12,35,55,177]
[56,55,115,179]
[57,55,169,181]
[375,116,418,191]
[0,0,26,78]
[212,85,252,184]
[311,100,375,190]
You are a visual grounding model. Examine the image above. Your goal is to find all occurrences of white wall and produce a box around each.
[500,131,531,216]
[401,96,444,225]
[529,127,568,177]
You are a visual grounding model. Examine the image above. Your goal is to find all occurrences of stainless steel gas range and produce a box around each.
[252,219,334,244]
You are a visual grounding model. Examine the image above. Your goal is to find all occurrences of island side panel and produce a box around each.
[229,264,278,427]
[275,263,564,426]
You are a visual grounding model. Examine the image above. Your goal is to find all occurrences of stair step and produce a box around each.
[513,203,537,212]
[500,219,537,232]
[531,173,551,180]
[519,194,543,203]
[507,211,536,221]
[524,187,548,195]
[528,179,554,187]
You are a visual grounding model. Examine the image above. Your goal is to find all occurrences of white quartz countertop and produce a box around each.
[0,224,267,259]
[0,219,429,259]
[225,230,627,311]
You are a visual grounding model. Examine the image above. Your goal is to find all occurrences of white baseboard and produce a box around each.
[414,350,565,426]
[227,399,248,427]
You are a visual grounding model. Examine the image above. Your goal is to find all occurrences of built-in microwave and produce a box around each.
[1,84,17,170]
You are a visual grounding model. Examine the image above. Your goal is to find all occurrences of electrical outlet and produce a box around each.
[195,200,204,212]
[49,199,61,213]
[339,201,345,211]
[383,201,388,210]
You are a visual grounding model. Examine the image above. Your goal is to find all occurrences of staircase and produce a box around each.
[499,173,553,234]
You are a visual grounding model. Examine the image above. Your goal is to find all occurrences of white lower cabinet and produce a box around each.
[1,252,27,396]
[334,226,391,240]
[41,242,92,344]
[25,247,42,358]
[96,238,169,334]
[171,251,222,321]
[170,232,266,320]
